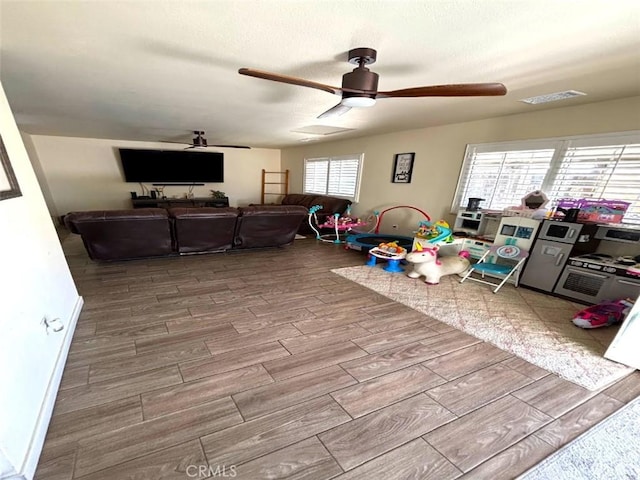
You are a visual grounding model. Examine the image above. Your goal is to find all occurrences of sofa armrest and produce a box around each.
[63,209,173,261]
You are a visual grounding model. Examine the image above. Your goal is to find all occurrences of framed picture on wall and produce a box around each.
[0,134,22,201]
[392,152,414,183]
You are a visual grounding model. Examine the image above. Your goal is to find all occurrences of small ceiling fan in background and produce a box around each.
[239,47,507,119]
[164,131,251,149]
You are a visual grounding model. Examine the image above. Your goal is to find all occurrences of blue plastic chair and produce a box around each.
[459,244,529,293]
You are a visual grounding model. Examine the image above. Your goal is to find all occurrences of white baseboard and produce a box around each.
[13,296,83,480]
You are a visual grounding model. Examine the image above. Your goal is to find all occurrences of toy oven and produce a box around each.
[454,211,487,235]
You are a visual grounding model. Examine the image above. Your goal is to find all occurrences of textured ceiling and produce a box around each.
[1,0,639,149]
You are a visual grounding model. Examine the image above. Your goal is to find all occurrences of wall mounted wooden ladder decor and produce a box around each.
[261,169,289,204]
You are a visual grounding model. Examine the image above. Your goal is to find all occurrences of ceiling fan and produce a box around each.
[239,47,507,119]
[166,131,251,149]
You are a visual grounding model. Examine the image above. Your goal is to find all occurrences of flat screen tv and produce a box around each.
[119,149,224,183]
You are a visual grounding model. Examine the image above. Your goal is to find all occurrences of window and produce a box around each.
[453,131,640,223]
[304,154,363,201]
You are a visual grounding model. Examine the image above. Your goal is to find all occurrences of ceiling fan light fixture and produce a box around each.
[318,104,352,119]
[341,96,376,108]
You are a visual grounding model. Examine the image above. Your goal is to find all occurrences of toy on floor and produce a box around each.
[346,205,430,252]
[572,298,635,329]
[373,241,406,255]
[366,241,408,272]
[415,220,454,243]
[405,243,471,285]
[321,204,364,228]
[308,204,367,244]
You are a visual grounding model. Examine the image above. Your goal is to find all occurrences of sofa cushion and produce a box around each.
[234,205,307,249]
[64,208,173,261]
[169,207,239,253]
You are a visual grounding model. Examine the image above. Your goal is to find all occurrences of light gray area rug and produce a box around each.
[331,265,633,391]
[519,396,640,479]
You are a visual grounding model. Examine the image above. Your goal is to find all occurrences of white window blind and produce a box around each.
[304,158,329,195]
[549,144,640,223]
[453,132,640,224]
[304,154,363,201]
[458,148,555,210]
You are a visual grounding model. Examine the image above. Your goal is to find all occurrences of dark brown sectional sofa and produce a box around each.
[64,205,307,261]
[279,194,352,234]
[171,207,239,254]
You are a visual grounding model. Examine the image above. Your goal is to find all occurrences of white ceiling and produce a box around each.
[1,0,639,149]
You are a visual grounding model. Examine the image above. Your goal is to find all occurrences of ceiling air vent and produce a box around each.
[520,90,587,105]
[290,125,354,135]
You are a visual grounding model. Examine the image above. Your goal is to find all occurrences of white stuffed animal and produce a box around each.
[405,244,471,285]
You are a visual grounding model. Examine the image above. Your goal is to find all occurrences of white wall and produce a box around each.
[282,96,640,235]
[21,133,60,221]
[0,82,81,478]
[26,135,282,215]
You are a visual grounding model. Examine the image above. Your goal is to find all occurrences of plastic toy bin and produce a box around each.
[557,198,630,223]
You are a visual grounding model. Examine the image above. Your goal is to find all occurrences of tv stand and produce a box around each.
[132,197,229,209]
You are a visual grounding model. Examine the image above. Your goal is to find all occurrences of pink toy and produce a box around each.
[308,204,367,244]
[572,298,634,329]
[405,244,471,285]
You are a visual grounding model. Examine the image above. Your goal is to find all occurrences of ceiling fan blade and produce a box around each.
[162,141,251,149]
[161,140,192,145]
[210,144,251,149]
[317,103,352,119]
[377,83,507,98]
[239,68,342,95]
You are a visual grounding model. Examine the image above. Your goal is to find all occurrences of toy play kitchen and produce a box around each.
[519,219,600,294]
[555,251,640,304]
[554,223,640,304]
[454,198,488,236]
[453,210,488,236]
[521,215,640,303]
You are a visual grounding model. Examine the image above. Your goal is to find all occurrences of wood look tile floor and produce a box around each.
[36,233,640,480]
